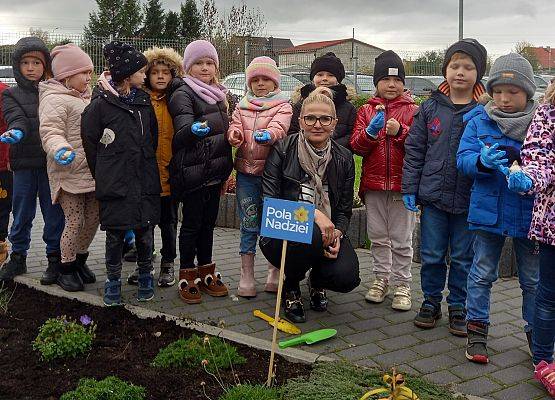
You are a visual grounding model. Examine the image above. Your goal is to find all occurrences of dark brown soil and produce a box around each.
[0,282,311,400]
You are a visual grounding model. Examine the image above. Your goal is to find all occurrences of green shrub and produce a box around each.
[33,315,96,361]
[283,362,459,400]
[352,94,371,109]
[60,376,145,400]
[413,95,426,105]
[219,384,282,400]
[151,334,246,372]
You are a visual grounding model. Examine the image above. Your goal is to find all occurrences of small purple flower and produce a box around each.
[80,315,93,326]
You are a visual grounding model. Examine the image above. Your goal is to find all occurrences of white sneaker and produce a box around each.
[365,278,389,303]
[392,285,412,311]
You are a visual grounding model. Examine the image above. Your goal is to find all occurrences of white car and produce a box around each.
[0,66,16,87]
[222,72,303,99]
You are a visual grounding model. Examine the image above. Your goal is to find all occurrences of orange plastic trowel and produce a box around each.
[253,309,301,335]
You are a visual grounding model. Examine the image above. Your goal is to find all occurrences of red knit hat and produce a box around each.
[51,44,93,81]
[246,56,281,89]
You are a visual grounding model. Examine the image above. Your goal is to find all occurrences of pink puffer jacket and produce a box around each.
[228,102,292,176]
[39,79,94,203]
[521,103,555,246]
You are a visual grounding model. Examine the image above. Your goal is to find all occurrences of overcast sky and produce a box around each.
[0,0,554,56]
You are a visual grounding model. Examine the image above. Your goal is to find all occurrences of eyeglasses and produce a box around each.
[302,115,336,126]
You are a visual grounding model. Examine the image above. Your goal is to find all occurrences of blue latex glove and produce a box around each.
[479,140,508,170]
[508,171,533,192]
[0,129,24,144]
[365,111,385,138]
[253,130,271,144]
[191,122,211,137]
[402,194,419,212]
[54,148,75,165]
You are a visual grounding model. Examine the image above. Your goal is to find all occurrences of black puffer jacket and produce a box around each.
[167,78,233,198]
[262,133,355,234]
[288,83,356,151]
[1,37,51,170]
[81,82,161,231]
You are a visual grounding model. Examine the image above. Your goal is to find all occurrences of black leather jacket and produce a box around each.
[262,133,355,234]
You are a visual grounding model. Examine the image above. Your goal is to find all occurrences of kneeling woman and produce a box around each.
[260,87,360,323]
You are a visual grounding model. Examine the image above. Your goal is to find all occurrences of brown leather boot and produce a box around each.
[0,241,8,267]
[178,268,202,304]
[198,263,228,297]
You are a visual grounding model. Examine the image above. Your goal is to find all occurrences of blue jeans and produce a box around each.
[236,172,262,255]
[9,169,64,255]
[467,230,539,331]
[420,205,475,307]
[533,243,555,364]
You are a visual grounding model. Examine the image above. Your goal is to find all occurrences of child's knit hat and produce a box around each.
[486,53,536,100]
[310,52,345,83]
[51,44,93,81]
[246,56,281,88]
[442,38,488,81]
[183,40,219,73]
[21,51,47,68]
[373,50,405,86]
[103,41,147,82]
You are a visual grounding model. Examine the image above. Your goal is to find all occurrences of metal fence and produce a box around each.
[0,32,457,93]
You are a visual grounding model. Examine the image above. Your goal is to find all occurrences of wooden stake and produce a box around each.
[266,239,288,387]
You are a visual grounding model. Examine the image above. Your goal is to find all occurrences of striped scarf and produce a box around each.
[238,89,289,111]
[437,81,486,102]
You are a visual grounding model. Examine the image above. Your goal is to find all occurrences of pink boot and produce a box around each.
[237,254,256,298]
[264,263,279,293]
[535,360,555,397]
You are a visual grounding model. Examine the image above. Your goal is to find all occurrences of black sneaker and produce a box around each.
[466,321,489,363]
[448,305,467,337]
[283,290,306,323]
[414,301,441,329]
[309,288,328,312]
[157,262,175,287]
[0,252,27,281]
[56,261,84,292]
[40,253,60,285]
[127,267,139,285]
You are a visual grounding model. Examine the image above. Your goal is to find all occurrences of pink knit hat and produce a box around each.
[246,56,281,88]
[183,40,219,73]
[51,43,93,81]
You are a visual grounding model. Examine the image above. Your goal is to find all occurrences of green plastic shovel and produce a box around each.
[278,328,337,349]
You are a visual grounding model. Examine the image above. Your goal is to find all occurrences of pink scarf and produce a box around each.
[238,89,289,111]
[184,76,227,105]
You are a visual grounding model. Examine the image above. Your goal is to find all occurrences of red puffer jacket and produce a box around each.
[350,93,417,195]
[0,83,10,172]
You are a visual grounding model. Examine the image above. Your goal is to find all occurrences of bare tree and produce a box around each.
[514,41,540,71]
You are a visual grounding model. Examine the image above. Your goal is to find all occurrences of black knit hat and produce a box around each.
[103,41,148,82]
[442,38,488,81]
[373,50,405,86]
[310,52,345,83]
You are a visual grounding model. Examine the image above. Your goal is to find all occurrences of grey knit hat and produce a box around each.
[486,53,536,99]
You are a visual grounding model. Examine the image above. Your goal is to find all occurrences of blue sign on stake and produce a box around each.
[260,197,315,244]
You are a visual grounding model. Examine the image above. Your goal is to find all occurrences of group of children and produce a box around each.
[0,35,553,396]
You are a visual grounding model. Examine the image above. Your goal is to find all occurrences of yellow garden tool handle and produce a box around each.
[253,309,274,323]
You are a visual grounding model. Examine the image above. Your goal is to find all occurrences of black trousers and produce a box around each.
[106,226,153,280]
[0,171,13,241]
[260,224,361,293]
[178,184,221,269]
[155,196,178,263]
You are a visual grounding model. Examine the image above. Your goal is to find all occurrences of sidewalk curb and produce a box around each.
[15,275,334,365]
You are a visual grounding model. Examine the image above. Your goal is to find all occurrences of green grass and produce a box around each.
[219,384,282,400]
[60,376,146,400]
[283,362,461,400]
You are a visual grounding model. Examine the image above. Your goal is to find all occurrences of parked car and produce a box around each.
[534,74,550,92]
[221,72,303,99]
[346,74,375,95]
[0,66,16,87]
[404,76,443,97]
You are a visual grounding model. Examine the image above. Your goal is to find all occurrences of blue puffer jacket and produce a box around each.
[456,104,535,238]
[402,90,477,214]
